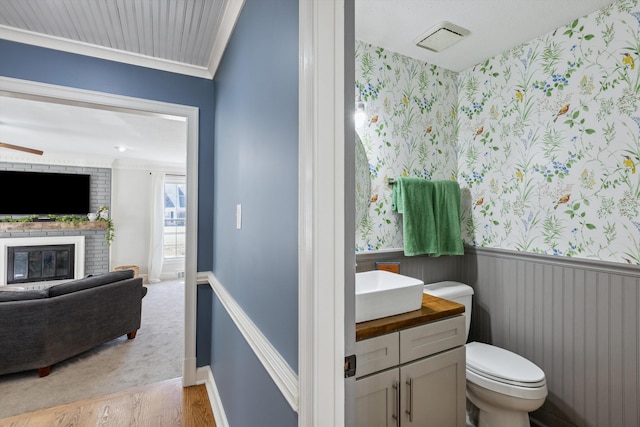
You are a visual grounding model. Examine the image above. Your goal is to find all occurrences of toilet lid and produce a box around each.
[466,342,546,388]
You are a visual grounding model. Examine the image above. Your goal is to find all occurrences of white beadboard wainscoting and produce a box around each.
[356,247,640,427]
[462,247,639,427]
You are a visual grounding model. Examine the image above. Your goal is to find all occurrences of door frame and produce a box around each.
[298,0,354,425]
[0,76,199,386]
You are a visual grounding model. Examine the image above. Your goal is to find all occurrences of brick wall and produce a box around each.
[0,162,111,275]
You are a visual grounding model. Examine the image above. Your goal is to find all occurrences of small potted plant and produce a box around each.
[97,205,109,219]
[95,206,114,246]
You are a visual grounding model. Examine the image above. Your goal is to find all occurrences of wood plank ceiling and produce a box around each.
[0,0,233,78]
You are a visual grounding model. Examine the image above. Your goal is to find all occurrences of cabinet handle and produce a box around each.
[392,381,399,425]
[405,377,413,422]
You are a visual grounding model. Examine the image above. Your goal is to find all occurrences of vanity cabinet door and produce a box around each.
[400,346,466,427]
[356,369,400,427]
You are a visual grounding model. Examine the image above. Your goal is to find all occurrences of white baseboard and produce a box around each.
[197,366,229,427]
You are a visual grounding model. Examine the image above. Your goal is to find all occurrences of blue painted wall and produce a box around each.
[196,284,213,367]
[2,0,300,421]
[211,0,298,424]
[213,0,298,368]
[212,297,298,426]
[0,39,215,272]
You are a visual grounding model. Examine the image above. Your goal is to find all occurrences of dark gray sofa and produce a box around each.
[0,270,147,377]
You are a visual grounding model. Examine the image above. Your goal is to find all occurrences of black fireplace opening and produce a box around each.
[7,244,75,284]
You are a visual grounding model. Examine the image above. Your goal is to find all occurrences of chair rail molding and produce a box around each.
[466,245,640,277]
[200,271,299,411]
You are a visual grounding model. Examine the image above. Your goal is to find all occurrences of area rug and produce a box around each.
[0,279,184,419]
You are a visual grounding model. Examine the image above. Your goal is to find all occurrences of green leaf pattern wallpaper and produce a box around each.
[355,42,459,252]
[458,0,640,263]
[356,0,640,265]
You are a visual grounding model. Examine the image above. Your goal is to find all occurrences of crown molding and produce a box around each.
[0,153,114,168]
[0,154,185,172]
[0,25,213,79]
[0,0,246,81]
[207,0,246,79]
[112,158,186,173]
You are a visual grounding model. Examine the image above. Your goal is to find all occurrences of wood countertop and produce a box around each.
[356,293,465,341]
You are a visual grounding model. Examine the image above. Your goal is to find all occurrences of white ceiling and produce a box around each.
[0,94,187,166]
[355,0,615,72]
[0,0,617,164]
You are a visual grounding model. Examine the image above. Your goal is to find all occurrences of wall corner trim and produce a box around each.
[197,366,230,427]
[204,271,299,412]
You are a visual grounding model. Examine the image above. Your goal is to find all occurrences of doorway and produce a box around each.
[0,75,199,401]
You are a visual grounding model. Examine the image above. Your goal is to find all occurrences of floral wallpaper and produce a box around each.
[356,0,640,265]
[355,41,458,251]
[458,0,640,264]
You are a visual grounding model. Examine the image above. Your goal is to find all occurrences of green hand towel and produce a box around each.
[392,177,463,257]
[392,177,437,256]
[431,180,464,256]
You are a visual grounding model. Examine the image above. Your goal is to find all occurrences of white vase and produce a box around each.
[87,213,98,221]
[99,210,109,219]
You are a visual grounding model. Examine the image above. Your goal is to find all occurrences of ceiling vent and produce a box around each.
[415,21,470,52]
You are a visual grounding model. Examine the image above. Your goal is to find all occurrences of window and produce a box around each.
[163,175,186,258]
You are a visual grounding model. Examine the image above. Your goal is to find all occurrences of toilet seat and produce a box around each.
[465,342,547,399]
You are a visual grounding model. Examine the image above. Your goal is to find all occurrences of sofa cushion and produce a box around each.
[48,270,135,297]
[0,288,49,302]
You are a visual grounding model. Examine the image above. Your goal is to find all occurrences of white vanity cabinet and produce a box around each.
[355,315,466,427]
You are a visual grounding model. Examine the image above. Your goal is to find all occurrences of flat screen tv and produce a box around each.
[0,170,91,216]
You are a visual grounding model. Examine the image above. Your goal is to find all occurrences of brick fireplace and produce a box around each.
[0,219,110,287]
[0,162,111,285]
[0,236,85,286]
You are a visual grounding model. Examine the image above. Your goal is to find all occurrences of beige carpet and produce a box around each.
[0,279,184,419]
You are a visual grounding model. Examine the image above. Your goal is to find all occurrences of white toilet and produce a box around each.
[423,281,547,427]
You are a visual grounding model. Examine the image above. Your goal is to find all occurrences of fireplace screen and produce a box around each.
[7,244,75,284]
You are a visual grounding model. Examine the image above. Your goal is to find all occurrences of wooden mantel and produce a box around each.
[0,221,108,232]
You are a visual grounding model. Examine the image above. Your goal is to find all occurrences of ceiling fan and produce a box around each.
[0,142,43,156]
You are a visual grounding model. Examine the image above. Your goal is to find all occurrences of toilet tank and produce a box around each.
[423,281,474,341]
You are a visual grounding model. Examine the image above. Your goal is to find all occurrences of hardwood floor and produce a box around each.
[0,378,216,427]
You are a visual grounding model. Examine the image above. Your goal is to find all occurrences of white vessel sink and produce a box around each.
[355,270,424,323]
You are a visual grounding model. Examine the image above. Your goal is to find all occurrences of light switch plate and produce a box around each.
[236,204,242,229]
